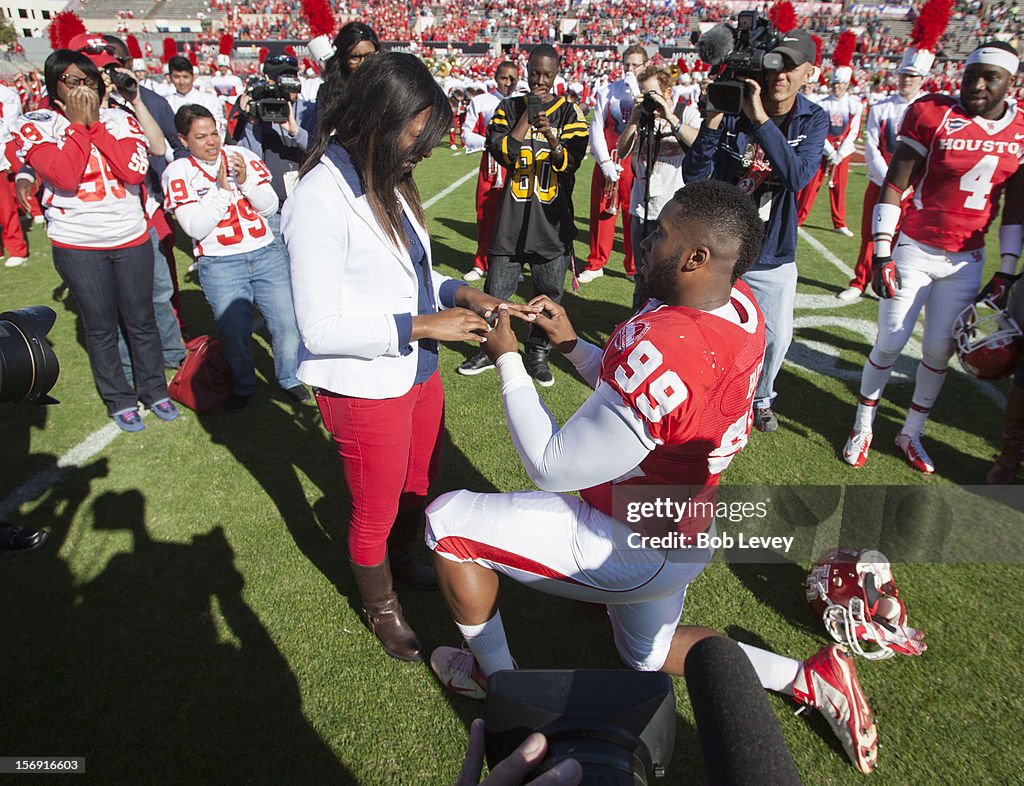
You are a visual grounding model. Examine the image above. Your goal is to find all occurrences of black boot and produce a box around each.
[387,509,438,591]
[349,557,422,661]
[525,348,554,387]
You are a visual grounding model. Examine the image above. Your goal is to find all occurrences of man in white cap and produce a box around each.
[211,53,244,99]
[842,40,1024,475]
[837,48,930,301]
[795,64,862,236]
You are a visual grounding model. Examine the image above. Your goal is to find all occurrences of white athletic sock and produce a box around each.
[737,642,802,696]
[903,404,931,437]
[902,361,946,436]
[854,348,899,432]
[853,398,880,434]
[457,610,515,676]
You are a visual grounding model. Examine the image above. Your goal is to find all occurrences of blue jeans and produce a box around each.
[118,226,186,382]
[52,238,168,415]
[485,252,569,352]
[742,262,798,409]
[197,242,301,396]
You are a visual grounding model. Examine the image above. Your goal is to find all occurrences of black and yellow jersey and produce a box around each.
[486,94,589,259]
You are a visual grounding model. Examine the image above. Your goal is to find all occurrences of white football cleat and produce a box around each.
[836,286,862,302]
[843,429,873,468]
[462,268,484,282]
[33,215,45,224]
[793,644,878,774]
[4,256,26,268]
[577,268,603,284]
[835,226,855,237]
[430,646,488,700]
[895,432,934,474]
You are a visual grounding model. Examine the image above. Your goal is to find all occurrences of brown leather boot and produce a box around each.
[988,383,1024,485]
[387,509,438,591]
[349,557,423,661]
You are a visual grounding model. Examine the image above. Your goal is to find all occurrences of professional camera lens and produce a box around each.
[106,66,137,93]
[0,306,60,405]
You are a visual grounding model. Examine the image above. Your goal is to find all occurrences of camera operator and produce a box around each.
[617,65,700,309]
[683,27,827,433]
[228,53,315,247]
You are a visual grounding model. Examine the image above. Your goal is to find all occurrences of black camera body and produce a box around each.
[105,65,138,96]
[246,74,301,124]
[707,11,785,115]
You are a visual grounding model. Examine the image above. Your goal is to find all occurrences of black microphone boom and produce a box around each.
[697,24,735,65]
[684,636,802,786]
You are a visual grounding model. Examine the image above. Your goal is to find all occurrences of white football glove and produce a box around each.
[599,159,621,182]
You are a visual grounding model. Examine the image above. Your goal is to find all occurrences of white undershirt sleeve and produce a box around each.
[564,339,603,389]
[496,353,654,492]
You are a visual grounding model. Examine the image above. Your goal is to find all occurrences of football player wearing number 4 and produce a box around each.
[428,181,881,775]
[844,41,1024,474]
[163,104,304,409]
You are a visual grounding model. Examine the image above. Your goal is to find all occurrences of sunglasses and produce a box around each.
[80,43,118,56]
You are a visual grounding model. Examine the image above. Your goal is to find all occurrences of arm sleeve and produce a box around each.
[589,86,612,162]
[462,97,486,153]
[22,124,92,192]
[237,151,279,216]
[864,105,887,184]
[682,123,724,182]
[1,89,23,134]
[837,100,863,160]
[496,353,654,492]
[89,121,148,185]
[564,339,603,389]
[172,188,232,240]
[487,99,522,166]
[283,176,406,359]
[753,105,829,191]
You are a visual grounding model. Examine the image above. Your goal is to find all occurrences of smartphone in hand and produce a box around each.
[527,93,542,125]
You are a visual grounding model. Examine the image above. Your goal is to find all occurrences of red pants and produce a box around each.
[796,156,850,229]
[0,173,27,258]
[587,161,635,275]
[473,172,501,272]
[315,372,444,566]
[850,180,913,291]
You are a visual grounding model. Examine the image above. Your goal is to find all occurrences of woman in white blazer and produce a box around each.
[284,53,535,662]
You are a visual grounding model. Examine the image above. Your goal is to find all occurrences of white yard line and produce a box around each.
[423,168,477,209]
[798,226,855,279]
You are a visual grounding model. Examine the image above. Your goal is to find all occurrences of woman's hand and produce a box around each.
[528,295,578,354]
[480,305,520,363]
[216,156,232,190]
[227,151,248,185]
[60,86,99,128]
[455,286,541,325]
[411,308,490,343]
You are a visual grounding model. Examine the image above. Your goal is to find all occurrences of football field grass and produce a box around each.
[2,147,1023,784]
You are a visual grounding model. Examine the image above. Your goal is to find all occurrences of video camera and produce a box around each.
[0,306,60,405]
[246,54,303,124]
[696,11,786,115]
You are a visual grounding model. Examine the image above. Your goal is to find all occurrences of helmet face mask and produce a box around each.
[953,299,1023,380]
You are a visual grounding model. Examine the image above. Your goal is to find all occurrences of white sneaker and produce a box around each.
[842,428,872,467]
[4,256,26,268]
[835,226,855,237]
[895,432,934,473]
[462,268,484,282]
[430,646,488,700]
[836,286,862,302]
[450,143,458,150]
[187,261,198,273]
[577,268,604,284]
[792,644,878,774]
[32,215,45,224]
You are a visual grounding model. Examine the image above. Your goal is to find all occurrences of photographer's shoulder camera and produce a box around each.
[247,53,301,124]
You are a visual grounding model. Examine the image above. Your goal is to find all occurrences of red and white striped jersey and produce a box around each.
[11,107,149,248]
[898,94,1024,252]
[162,145,278,257]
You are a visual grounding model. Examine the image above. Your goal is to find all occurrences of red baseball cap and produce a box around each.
[68,33,120,68]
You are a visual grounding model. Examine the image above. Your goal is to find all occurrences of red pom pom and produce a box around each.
[162,37,178,64]
[911,0,954,51]
[812,34,823,66]
[833,30,857,68]
[284,45,298,58]
[768,1,798,34]
[259,47,269,64]
[188,51,198,67]
[126,34,143,59]
[300,0,335,38]
[219,34,234,56]
[676,57,689,74]
[48,11,87,50]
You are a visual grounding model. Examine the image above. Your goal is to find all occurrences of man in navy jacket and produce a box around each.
[684,29,827,432]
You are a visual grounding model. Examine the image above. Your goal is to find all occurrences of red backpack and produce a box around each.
[168,335,232,414]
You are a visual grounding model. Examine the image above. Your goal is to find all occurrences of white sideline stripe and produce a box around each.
[424,168,477,209]
[0,173,479,519]
[798,226,855,279]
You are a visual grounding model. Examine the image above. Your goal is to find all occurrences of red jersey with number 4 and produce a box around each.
[580,282,766,533]
[898,94,1024,252]
[162,146,275,257]
[11,108,149,248]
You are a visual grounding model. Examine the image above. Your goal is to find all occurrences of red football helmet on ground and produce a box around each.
[805,548,926,660]
[953,299,1023,380]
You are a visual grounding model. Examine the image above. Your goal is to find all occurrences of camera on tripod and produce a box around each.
[696,11,786,115]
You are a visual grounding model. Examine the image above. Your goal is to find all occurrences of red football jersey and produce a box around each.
[898,94,1024,252]
[581,282,766,536]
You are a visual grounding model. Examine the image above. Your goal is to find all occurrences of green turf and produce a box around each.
[2,146,1022,785]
